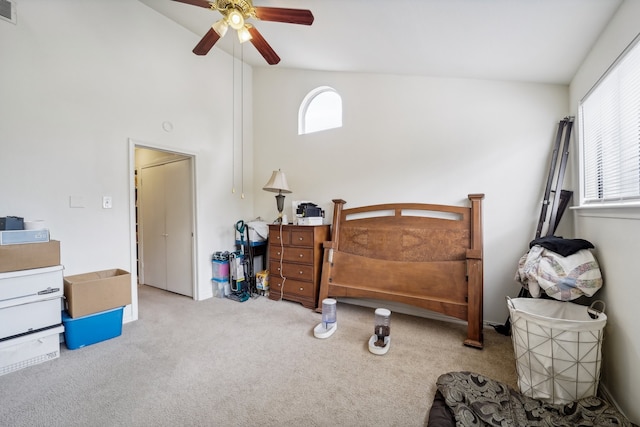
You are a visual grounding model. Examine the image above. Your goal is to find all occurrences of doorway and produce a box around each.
[134,145,195,298]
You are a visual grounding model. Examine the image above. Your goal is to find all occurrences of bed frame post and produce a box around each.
[316,199,346,312]
[329,199,346,248]
[464,193,485,348]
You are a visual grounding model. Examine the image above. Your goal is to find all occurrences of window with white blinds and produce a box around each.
[579,35,640,205]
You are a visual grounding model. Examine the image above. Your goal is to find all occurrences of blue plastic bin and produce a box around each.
[62,306,124,350]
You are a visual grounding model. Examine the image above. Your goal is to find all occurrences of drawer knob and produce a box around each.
[277,252,281,256]
[299,254,303,258]
[299,287,304,291]
[298,237,303,241]
[299,270,303,275]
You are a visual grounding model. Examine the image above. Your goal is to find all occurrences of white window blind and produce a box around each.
[579,35,640,204]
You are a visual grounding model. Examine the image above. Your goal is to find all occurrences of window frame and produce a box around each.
[577,32,640,209]
[298,86,342,135]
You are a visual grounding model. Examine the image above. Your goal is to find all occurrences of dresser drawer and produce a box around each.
[268,227,316,248]
[269,227,290,245]
[289,229,314,247]
[268,261,313,282]
[269,277,314,299]
[270,246,314,264]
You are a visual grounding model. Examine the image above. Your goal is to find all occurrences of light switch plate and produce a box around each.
[69,196,85,208]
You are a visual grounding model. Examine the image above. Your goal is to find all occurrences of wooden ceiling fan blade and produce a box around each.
[171,0,212,9]
[248,27,280,65]
[193,28,221,55]
[254,7,314,25]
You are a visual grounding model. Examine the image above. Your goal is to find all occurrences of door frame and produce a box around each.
[128,138,199,321]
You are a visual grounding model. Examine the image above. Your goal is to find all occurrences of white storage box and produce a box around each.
[0,297,62,340]
[0,265,63,308]
[297,217,323,226]
[0,325,64,376]
[508,298,606,404]
[0,229,50,245]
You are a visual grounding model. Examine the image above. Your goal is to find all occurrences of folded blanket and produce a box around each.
[515,246,602,301]
[432,371,634,427]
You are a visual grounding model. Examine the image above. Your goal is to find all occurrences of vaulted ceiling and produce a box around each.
[139,0,623,84]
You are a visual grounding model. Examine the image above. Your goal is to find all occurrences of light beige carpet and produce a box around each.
[0,284,517,426]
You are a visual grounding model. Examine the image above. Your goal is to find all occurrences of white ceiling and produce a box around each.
[138,0,623,85]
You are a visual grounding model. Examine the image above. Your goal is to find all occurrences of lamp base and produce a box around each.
[275,193,285,214]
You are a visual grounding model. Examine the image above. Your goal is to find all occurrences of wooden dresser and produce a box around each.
[268,224,330,309]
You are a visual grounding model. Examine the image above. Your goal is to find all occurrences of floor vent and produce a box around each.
[0,0,16,25]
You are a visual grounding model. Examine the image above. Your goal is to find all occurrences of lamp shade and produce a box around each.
[212,19,228,37]
[237,25,253,43]
[263,170,292,194]
[227,9,245,30]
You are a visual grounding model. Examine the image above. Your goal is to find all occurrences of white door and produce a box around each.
[140,159,193,297]
[140,164,166,290]
[164,160,193,297]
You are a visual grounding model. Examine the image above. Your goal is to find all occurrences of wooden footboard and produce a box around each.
[317,194,484,348]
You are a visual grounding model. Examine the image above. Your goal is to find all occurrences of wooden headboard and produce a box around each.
[316,194,485,348]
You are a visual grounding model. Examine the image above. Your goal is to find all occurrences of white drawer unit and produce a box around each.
[0,265,63,308]
[0,297,62,340]
[0,325,64,377]
[0,264,64,375]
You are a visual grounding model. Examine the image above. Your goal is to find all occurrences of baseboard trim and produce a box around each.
[599,383,633,422]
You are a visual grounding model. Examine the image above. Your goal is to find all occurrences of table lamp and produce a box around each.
[263,169,291,223]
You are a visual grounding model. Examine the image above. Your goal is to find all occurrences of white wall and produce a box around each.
[3,0,634,418]
[0,0,254,321]
[252,68,569,324]
[569,0,640,422]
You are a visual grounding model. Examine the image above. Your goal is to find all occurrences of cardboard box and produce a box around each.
[256,270,269,291]
[62,307,123,349]
[63,269,131,318]
[0,240,60,273]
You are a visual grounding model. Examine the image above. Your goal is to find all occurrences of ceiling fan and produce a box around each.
[171,0,314,65]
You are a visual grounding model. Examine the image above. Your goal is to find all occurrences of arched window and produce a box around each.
[298,86,342,135]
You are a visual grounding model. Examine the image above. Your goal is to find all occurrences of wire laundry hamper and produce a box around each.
[507,297,606,404]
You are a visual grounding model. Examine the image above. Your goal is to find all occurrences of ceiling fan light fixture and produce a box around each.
[173,0,314,65]
[212,18,228,37]
[237,25,253,43]
[227,9,245,30]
